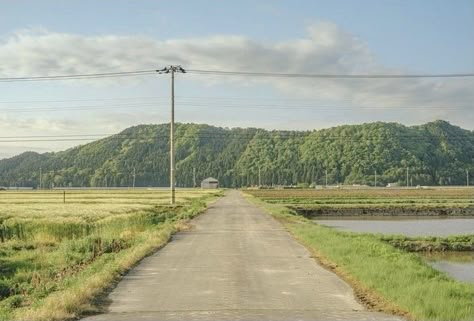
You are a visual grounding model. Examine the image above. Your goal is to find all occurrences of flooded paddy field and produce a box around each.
[313,216,474,237]
[421,251,474,283]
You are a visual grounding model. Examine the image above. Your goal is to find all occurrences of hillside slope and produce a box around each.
[1,121,473,188]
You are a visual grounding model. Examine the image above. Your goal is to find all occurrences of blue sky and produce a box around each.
[0,0,473,158]
[2,0,473,72]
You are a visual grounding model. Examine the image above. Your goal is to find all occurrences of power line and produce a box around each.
[187,69,474,79]
[0,138,100,143]
[1,68,473,83]
[0,134,109,139]
[0,94,467,105]
[0,70,158,82]
[0,96,168,104]
[0,102,160,113]
[1,131,472,139]
[1,100,469,113]
[1,132,472,143]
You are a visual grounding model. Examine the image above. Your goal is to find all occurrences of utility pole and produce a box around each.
[406,167,409,188]
[157,65,186,205]
[39,167,42,190]
[258,167,261,187]
[374,169,377,188]
[325,170,328,188]
[467,169,470,187]
[193,167,196,188]
[313,166,316,188]
[132,167,136,189]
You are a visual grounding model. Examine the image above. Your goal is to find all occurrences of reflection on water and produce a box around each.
[313,216,474,237]
[420,252,474,283]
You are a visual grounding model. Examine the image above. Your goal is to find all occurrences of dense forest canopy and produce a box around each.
[1,120,473,188]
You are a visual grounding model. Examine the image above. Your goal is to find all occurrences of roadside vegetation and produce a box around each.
[0,189,222,321]
[245,191,474,321]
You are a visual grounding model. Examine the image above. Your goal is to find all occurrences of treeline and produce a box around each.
[1,120,473,188]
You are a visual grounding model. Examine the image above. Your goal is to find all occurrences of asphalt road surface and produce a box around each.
[83,190,402,321]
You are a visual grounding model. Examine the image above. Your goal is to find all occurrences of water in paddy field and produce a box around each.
[313,216,474,237]
[420,252,474,283]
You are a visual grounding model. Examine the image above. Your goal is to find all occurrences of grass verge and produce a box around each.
[380,234,474,252]
[244,193,474,321]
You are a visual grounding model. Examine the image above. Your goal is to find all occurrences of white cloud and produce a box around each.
[0,115,74,131]
[1,23,471,109]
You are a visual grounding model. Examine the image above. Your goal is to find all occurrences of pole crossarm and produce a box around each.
[157,65,186,74]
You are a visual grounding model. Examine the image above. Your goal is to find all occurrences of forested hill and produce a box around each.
[1,120,473,188]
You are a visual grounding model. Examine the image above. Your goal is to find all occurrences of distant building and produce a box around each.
[201,177,219,189]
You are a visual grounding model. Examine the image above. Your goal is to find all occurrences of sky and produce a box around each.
[0,0,473,159]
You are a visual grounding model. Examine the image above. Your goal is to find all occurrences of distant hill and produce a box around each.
[1,120,473,188]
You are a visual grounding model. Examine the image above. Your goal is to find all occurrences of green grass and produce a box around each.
[245,193,474,321]
[0,189,222,321]
[380,234,474,252]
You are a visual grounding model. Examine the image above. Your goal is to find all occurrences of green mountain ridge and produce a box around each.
[1,120,473,188]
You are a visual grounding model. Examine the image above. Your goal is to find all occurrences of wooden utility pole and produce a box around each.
[157,66,186,205]
[193,167,196,188]
[467,169,470,187]
[375,169,377,187]
[258,167,261,187]
[132,167,136,189]
[406,167,409,188]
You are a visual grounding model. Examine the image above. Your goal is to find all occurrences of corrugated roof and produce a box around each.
[202,177,218,182]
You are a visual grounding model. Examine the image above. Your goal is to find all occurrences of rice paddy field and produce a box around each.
[247,188,474,209]
[0,189,222,321]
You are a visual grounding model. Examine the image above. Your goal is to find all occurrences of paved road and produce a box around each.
[84,190,401,321]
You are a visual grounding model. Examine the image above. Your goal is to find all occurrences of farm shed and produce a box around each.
[201,177,219,189]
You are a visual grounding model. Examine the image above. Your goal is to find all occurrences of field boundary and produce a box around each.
[291,206,474,217]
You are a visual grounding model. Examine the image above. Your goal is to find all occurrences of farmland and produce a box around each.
[247,188,474,216]
[0,189,222,321]
[244,189,474,320]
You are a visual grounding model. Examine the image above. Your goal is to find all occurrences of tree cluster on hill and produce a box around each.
[1,120,473,188]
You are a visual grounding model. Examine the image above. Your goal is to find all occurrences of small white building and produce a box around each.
[201,177,219,189]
